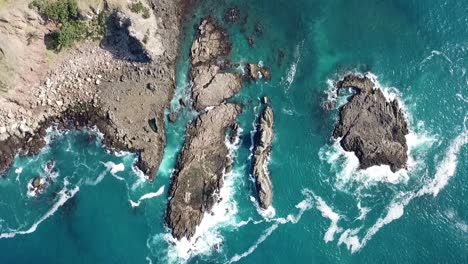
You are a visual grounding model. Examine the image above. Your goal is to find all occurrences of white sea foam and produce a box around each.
[456,93,468,103]
[419,50,453,70]
[102,161,125,175]
[230,189,314,263]
[314,194,342,242]
[282,41,304,91]
[357,201,370,221]
[0,184,79,239]
[131,162,149,190]
[249,196,276,219]
[85,162,125,186]
[129,186,165,207]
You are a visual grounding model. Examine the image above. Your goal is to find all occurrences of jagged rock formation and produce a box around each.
[189,17,242,111]
[252,104,274,209]
[166,103,241,239]
[333,73,409,172]
[166,17,243,240]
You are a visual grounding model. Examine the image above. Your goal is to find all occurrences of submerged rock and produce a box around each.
[252,104,274,209]
[224,7,240,23]
[30,176,47,196]
[166,103,242,239]
[245,63,271,81]
[332,73,409,172]
[168,112,178,123]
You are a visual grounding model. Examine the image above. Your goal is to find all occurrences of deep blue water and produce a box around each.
[1,0,467,263]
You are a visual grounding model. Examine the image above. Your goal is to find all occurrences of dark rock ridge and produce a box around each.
[166,17,244,240]
[332,73,409,172]
[166,103,241,239]
[252,103,274,209]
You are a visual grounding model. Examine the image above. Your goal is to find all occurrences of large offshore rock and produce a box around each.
[166,103,242,239]
[333,73,409,172]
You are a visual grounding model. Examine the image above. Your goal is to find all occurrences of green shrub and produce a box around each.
[129,1,150,19]
[30,0,79,23]
[30,0,109,51]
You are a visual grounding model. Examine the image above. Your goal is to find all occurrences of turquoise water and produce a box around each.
[1,0,467,263]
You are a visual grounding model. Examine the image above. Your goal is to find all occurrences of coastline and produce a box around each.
[0,0,191,179]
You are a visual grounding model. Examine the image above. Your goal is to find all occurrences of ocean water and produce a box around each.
[1,0,467,263]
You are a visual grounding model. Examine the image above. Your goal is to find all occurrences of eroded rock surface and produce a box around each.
[190,18,242,111]
[333,73,409,172]
[166,103,241,239]
[191,64,242,111]
[252,104,274,209]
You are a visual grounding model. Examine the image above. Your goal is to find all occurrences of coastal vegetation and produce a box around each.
[129,1,150,19]
[29,0,109,51]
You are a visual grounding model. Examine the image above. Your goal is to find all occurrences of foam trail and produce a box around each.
[340,128,467,253]
[418,130,468,197]
[230,223,280,263]
[0,185,79,239]
[229,189,314,263]
[456,93,468,103]
[130,186,165,207]
[102,161,125,175]
[314,195,341,242]
[86,170,107,186]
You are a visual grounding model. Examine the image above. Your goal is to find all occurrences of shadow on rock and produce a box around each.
[100,11,150,63]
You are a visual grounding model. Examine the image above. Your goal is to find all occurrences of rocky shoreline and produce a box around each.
[251,102,274,209]
[332,73,409,172]
[0,0,188,179]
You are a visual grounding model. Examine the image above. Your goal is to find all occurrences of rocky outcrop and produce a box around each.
[189,17,242,111]
[224,7,240,24]
[252,104,274,209]
[166,17,244,240]
[190,17,231,65]
[245,63,271,81]
[166,103,241,239]
[191,64,242,111]
[332,73,409,172]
